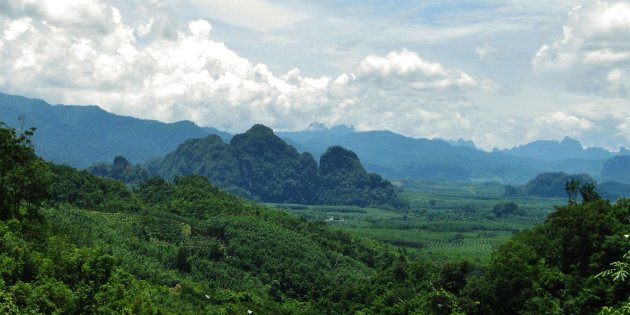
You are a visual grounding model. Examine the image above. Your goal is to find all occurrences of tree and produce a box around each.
[579,182,601,203]
[503,185,520,197]
[493,202,523,217]
[0,123,50,219]
[597,235,630,314]
[565,179,579,205]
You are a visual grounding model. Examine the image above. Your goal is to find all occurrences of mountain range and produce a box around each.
[2,92,629,183]
[0,93,229,168]
[278,125,627,183]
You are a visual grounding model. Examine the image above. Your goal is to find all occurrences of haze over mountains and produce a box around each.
[278,124,628,183]
[0,93,229,168]
[2,92,629,183]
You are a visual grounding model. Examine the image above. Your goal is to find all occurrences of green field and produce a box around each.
[269,180,565,264]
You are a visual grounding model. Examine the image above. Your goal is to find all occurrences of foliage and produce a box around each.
[319,145,408,209]
[4,122,630,314]
[0,122,50,219]
[492,201,524,217]
[524,172,595,198]
[597,250,630,282]
[0,123,409,313]
[462,197,630,314]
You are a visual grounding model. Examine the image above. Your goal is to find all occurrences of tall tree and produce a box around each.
[0,122,50,219]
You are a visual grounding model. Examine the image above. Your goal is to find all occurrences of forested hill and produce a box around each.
[147,124,407,208]
[0,122,397,313]
[3,119,630,314]
[0,92,230,167]
[504,171,630,201]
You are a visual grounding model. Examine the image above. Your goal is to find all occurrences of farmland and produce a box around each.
[269,180,565,264]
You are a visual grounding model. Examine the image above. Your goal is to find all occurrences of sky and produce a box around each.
[0,0,629,150]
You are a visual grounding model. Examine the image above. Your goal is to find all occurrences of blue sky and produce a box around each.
[0,0,629,150]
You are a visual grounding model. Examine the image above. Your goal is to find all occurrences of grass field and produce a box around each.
[268,180,566,264]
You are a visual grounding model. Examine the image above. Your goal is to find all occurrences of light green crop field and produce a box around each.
[268,180,566,265]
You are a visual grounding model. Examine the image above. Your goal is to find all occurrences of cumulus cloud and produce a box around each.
[532,0,630,96]
[355,49,477,90]
[0,0,483,137]
[4,0,624,151]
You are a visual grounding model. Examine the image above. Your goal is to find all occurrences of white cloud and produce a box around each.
[532,0,630,96]
[531,112,595,138]
[355,49,477,90]
[0,0,484,139]
[1,0,627,151]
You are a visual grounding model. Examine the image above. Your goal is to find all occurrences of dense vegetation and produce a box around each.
[503,172,595,198]
[147,124,406,208]
[462,195,630,314]
[505,171,630,203]
[2,122,630,314]
[319,146,406,208]
[275,180,560,265]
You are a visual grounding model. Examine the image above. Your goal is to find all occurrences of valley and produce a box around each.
[2,95,630,314]
[2,1,630,313]
[271,180,563,264]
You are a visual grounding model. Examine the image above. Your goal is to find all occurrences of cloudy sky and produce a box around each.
[0,0,629,150]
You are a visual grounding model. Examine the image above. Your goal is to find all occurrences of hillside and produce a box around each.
[522,172,595,198]
[319,146,405,208]
[147,125,406,208]
[1,91,624,183]
[601,156,630,184]
[0,92,230,167]
[507,171,630,202]
[0,122,400,313]
[2,118,630,314]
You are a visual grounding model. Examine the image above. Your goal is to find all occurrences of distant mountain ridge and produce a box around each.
[498,136,615,161]
[0,92,230,167]
[2,92,628,183]
[279,124,627,183]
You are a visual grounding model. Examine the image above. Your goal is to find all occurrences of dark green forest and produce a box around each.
[142,124,406,208]
[2,122,630,314]
[504,171,630,202]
